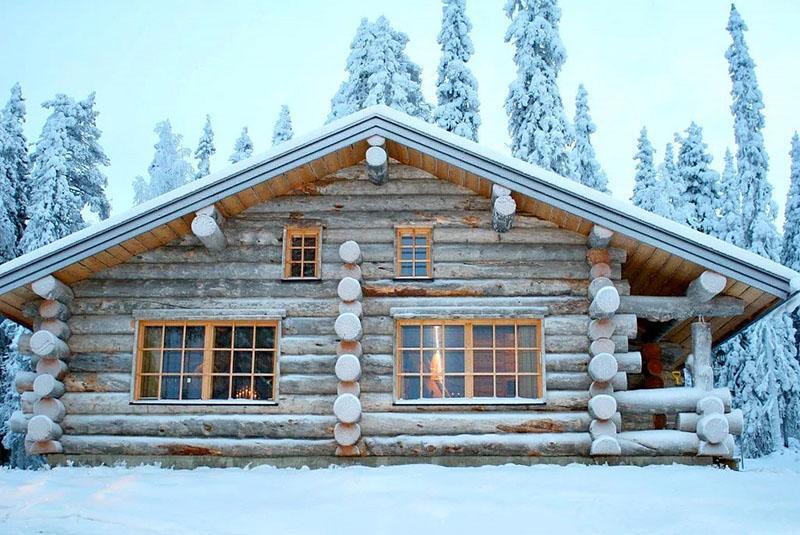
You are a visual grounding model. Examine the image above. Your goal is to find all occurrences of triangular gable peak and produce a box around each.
[0,106,796,351]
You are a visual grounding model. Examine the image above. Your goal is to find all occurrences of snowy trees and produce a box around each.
[504,0,573,177]
[194,115,215,179]
[676,123,720,235]
[571,85,607,191]
[272,106,294,146]
[230,127,254,164]
[0,84,30,250]
[781,133,800,272]
[134,120,194,205]
[432,0,481,141]
[717,149,743,245]
[328,16,431,123]
[631,128,659,211]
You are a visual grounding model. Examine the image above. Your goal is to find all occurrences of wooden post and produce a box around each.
[492,195,516,233]
[690,322,713,391]
[491,184,511,206]
[366,146,388,185]
[191,206,226,251]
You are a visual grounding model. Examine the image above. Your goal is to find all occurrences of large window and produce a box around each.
[395,226,432,279]
[283,226,321,280]
[135,320,278,402]
[396,319,543,402]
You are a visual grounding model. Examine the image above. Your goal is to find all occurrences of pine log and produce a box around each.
[697,395,725,415]
[618,296,744,321]
[33,374,65,398]
[63,372,131,393]
[548,371,627,391]
[691,322,713,390]
[366,146,388,185]
[334,313,363,341]
[33,397,66,422]
[191,213,227,252]
[39,299,71,321]
[676,409,743,435]
[588,277,614,299]
[27,414,63,441]
[588,353,618,382]
[14,371,36,393]
[589,381,614,397]
[589,418,617,439]
[686,271,726,303]
[588,318,614,340]
[698,435,734,457]
[590,435,621,455]
[337,277,362,302]
[26,439,63,455]
[337,381,360,396]
[362,433,592,457]
[587,225,613,249]
[36,358,69,380]
[30,330,70,360]
[9,410,30,433]
[340,264,363,282]
[360,411,593,435]
[338,300,363,318]
[20,391,38,413]
[588,394,617,420]
[492,195,516,233]
[39,319,71,340]
[338,240,363,265]
[546,351,641,374]
[491,183,511,206]
[334,393,361,423]
[31,275,73,303]
[590,338,615,356]
[337,340,363,357]
[589,263,612,280]
[334,422,361,446]
[615,430,700,456]
[613,387,731,414]
[589,286,620,319]
[335,354,361,382]
[646,360,664,375]
[696,413,730,444]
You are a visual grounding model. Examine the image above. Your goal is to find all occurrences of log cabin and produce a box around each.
[2,106,798,468]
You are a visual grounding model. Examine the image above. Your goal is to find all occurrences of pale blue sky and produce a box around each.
[2,1,799,223]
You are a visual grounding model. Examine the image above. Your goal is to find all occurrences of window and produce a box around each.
[283,226,321,280]
[135,320,278,402]
[395,227,432,278]
[396,319,542,402]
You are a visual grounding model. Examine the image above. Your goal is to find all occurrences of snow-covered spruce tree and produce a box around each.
[194,115,215,179]
[676,122,720,235]
[655,141,685,221]
[19,105,84,252]
[327,16,431,123]
[0,83,30,246]
[717,148,744,245]
[631,128,659,211]
[230,127,254,164]
[0,132,18,262]
[134,120,194,205]
[504,0,574,177]
[783,133,800,356]
[570,85,607,191]
[272,106,294,146]
[432,0,481,141]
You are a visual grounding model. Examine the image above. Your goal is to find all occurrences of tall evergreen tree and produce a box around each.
[782,133,800,351]
[657,142,685,221]
[631,127,659,211]
[504,0,573,177]
[432,0,481,141]
[0,132,17,262]
[676,122,720,235]
[0,83,30,245]
[230,127,254,164]
[328,17,431,123]
[134,120,194,205]
[717,149,744,245]
[194,115,215,179]
[570,85,607,191]
[272,106,294,146]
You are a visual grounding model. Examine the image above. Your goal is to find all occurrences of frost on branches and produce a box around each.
[134,120,194,205]
[504,0,573,178]
[676,122,720,236]
[432,0,481,142]
[717,149,743,245]
[0,83,30,251]
[194,115,215,179]
[272,106,294,147]
[782,133,800,357]
[570,85,607,192]
[229,127,254,164]
[631,127,659,212]
[327,17,431,123]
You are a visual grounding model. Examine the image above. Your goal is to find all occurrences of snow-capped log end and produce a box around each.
[334,422,361,446]
[366,135,385,147]
[587,225,613,249]
[36,357,69,380]
[337,380,361,397]
[677,409,743,436]
[588,318,615,340]
[30,330,70,359]
[492,195,516,233]
[27,414,63,442]
[588,353,619,383]
[589,418,617,439]
[335,354,362,382]
[333,393,362,424]
[696,414,730,444]
[31,276,73,303]
[697,435,735,458]
[9,411,30,434]
[337,277,363,302]
[491,183,512,205]
[588,394,618,420]
[14,371,36,393]
[338,300,363,319]
[589,285,620,319]
[191,213,226,252]
[589,337,615,357]
[686,271,727,303]
[33,374,65,399]
[338,240,363,265]
[39,299,71,321]
[696,395,725,415]
[590,435,621,456]
[334,313,363,341]
[33,397,66,422]
[588,277,614,300]
[366,146,388,185]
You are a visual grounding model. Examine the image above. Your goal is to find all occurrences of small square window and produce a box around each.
[395,227,432,279]
[283,226,322,280]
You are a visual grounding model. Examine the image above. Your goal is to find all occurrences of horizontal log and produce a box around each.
[33,397,66,422]
[686,271,726,304]
[191,212,226,252]
[676,409,744,435]
[245,193,491,213]
[613,388,732,414]
[587,225,613,249]
[60,435,337,457]
[280,374,391,395]
[27,414,63,441]
[33,374,65,398]
[30,330,70,359]
[62,414,338,438]
[14,371,36,393]
[362,433,592,457]
[39,319,71,340]
[9,410,30,433]
[617,430,700,456]
[31,275,73,302]
[547,371,627,391]
[68,352,132,373]
[26,439,63,455]
[360,412,593,435]
[39,299,71,321]
[618,296,745,321]
[36,358,69,380]
[64,373,131,393]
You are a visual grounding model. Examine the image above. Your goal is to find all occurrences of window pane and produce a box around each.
[402,376,420,399]
[214,326,232,348]
[518,350,538,373]
[414,264,428,277]
[234,326,254,348]
[162,350,181,373]
[473,325,493,348]
[185,326,205,348]
[423,350,444,374]
[518,375,537,398]
[401,325,420,348]
[291,236,302,247]
[445,350,465,373]
[473,375,494,397]
[255,327,275,349]
[474,350,493,373]
[401,235,413,246]
[213,350,231,373]
[518,325,537,348]
[184,350,204,374]
[402,350,420,373]
[254,351,274,374]
[233,350,253,373]
[495,325,515,348]
[422,325,441,348]
[302,263,316,278]
[140,350,160,373]
[496,375,516,398]
[254,376,273,400]
[413,247,427,260]
[304,246,316,261]
[422,376,444,398]
[232,376,252,399]
[291,248,302,261]
[212,376,230,400]
[144,326,162,348]
[496,350,515,373]
[444,326,464,348]
[400,262,413,276]
[415,235,427,246]
[445,377,465,398]
[139,375,158,398]
[161,376,180,399]
[401,247,413,260]
[291,264,302,277]
[164,326,183,348]
[182,376,202,400]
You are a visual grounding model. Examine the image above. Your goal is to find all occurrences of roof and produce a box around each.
[1,105,797,347]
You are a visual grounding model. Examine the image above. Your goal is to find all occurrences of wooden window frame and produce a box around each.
[282,226,322,281]
[394,318,545,405]
[133,319,280,404]
[394,226,433,279]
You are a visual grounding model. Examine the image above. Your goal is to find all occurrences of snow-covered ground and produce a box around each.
[2,451,800,534]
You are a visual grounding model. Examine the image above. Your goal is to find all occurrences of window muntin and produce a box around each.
[283,226,321,280]
[135,320,278,402]
[396,319,542,402]
[395,227,432,279]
